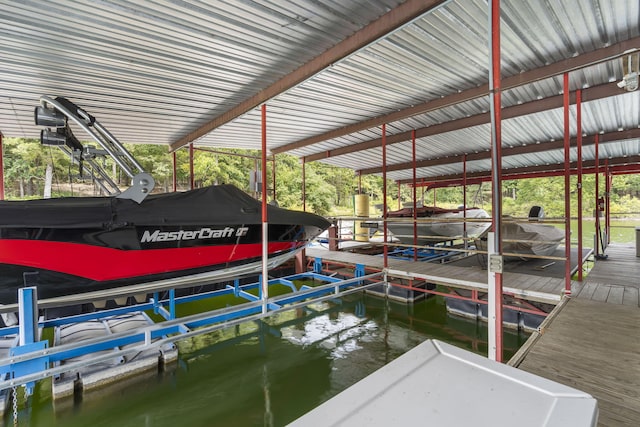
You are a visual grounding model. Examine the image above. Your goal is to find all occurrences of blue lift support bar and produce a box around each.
[0,271,385,391]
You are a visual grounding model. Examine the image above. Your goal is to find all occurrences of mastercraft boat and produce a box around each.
[0,96,329,304]
[0,185,329,304]
[386,206,491,245]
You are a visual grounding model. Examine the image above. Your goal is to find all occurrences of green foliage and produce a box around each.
[2,138,639,219]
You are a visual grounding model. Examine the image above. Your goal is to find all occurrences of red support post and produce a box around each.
[0,132,4,200]
[604,159,612,246]
[189,143,195,190]
[488,0,504,362]
[172,151,177,192]
[594,134,600,256]
[272,154,277,202]
[382,123,388,269]
[576,89,583,281]
[463,153,467,249]
[302,157,306,212]
[563,73,572,295]
[261,104,269,313]
[412,129,417,261]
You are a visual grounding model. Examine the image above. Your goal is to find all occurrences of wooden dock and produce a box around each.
[514,243,640,426]
[306,246,577,304]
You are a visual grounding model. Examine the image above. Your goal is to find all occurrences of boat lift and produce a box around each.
[0,268,386,396]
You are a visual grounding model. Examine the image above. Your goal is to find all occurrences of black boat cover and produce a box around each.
[0,185,329,230]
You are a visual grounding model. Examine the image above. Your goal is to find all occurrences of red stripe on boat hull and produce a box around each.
[0,240,303,281]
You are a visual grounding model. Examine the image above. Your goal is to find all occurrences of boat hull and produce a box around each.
[387,209,490,245]
[475,222,565,260]
[0,185,330,304]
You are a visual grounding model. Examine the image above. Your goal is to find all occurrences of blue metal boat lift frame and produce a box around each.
[0,270,386,392]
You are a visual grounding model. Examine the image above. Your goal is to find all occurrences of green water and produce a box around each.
[14,294,528,427]
[565,218,640,246]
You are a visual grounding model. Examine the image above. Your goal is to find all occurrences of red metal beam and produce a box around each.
[171,0,448,152]
[400,156,640,188]
[274,36,640,155]
[354,82,623,174]
[375,126,640,178]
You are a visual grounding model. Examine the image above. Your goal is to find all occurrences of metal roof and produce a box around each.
[1,0,639,182]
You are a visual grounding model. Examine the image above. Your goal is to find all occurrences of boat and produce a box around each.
[474,207,565,260]
[0,96,330,304]
[386,206,490,245]
[0,185,329,304]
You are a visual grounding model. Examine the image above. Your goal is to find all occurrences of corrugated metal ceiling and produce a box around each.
[0,0,638,182]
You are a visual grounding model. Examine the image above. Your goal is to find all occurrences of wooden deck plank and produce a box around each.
[590,284,611,302]
[575,281,599,300]
[586,244,640,288]
[606,286,625,305]
[518,298,640,426]
[623,286,639,307]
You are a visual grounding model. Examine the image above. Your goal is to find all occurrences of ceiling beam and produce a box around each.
[169,0,448,152]
[272,36,640,155]
[397,155,640,186]
[308,81,621,166]
[358,122,640,176]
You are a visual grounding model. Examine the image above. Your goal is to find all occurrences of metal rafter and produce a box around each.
[169,0,448,152]
[384,127,640,179]
[273,36,640,155]
[397,155,640,186]
[348,82,624,173]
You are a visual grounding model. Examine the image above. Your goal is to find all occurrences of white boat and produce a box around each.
[474,207,565,260]
[386,206,490,245]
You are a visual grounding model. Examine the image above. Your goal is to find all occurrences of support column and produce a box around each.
[0,132,4,200]
[261,105,269,314]
[302,157,306,212]
[412,130,417,261]
[189,143,195,190]
[172,151,177,192]
[463,153,468,250]
[576,90,583,281]
[563,73,572,295]
[382,124,388,269]
[594,134,600,256]
[397,182,401,210]
[487,0,504,362]
[272,154,277,202]
[605,159,611,245]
